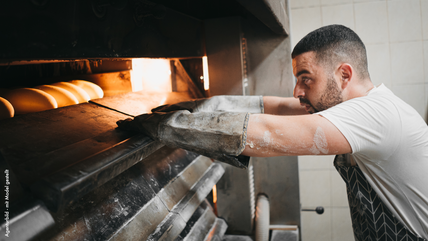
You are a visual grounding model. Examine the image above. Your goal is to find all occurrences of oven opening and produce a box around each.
[0,57,208,119]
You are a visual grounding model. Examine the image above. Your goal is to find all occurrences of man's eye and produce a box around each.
[302,78,310,84]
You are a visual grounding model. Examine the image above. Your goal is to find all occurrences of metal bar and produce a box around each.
[89,101,136,117]
[204,218,228,241]
[148,163,225,240]
[30,134,163,211]
[183,203,216,241]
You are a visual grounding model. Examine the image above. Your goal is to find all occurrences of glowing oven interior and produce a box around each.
[0,57,209,119]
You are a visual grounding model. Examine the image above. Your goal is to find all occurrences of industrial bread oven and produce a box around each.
[0,1,300,240]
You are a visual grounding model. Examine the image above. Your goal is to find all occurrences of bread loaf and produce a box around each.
[52,82,90,103]
[35,85,79,107]
[2,88,57,114]
[69,80,104,99]
[0,97,14,119]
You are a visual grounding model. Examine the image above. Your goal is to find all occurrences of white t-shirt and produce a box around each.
[317,84,428,238]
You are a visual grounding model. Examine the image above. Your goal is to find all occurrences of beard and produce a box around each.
[300,77,344,114]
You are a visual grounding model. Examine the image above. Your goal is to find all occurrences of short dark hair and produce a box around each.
[292,25,369,80]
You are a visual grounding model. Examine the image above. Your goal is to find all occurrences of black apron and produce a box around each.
[334,154,426,241]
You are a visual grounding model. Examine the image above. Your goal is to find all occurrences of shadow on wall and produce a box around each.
[426,107,428,124]
[244,15,295,97]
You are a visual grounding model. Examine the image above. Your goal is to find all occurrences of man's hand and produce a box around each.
[116,112,175,140]
[116,118,135,131]
[116,110,251,169]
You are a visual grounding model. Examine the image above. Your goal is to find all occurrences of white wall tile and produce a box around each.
[425,84,428,122]
[422,0,428,40]
[355,0,384,1]
[390,41,424,85]
[290,0,321,9]
[299,170,331,207]
[388,0,423,42]
[331,170,349,207]
[301,208,332,241]
[290,7,322,47]
[298,155,335,170]
[366,43,392,87]
[332,208,354,241]
[392,84,426,119]
[354,1,389,44]
[321,4,355,30]
[424,41,428,83]
[321,0,353,6]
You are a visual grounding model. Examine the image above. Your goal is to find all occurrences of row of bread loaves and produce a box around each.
[0,80,103,119]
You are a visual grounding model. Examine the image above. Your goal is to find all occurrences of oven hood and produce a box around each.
[0,0,288,62]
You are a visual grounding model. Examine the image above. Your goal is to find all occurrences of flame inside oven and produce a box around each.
[213,184,218,216]
[131,59,172,93]
[202,56,209,91]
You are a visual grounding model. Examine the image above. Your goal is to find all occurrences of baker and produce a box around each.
[117,25,428,240]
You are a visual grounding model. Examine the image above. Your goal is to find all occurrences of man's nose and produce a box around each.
[293,83,304,98]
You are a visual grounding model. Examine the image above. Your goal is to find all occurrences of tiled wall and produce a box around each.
[289,0,428,240]
[298,155,353,241]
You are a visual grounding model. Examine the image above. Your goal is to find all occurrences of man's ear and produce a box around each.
[338,63,353,90]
